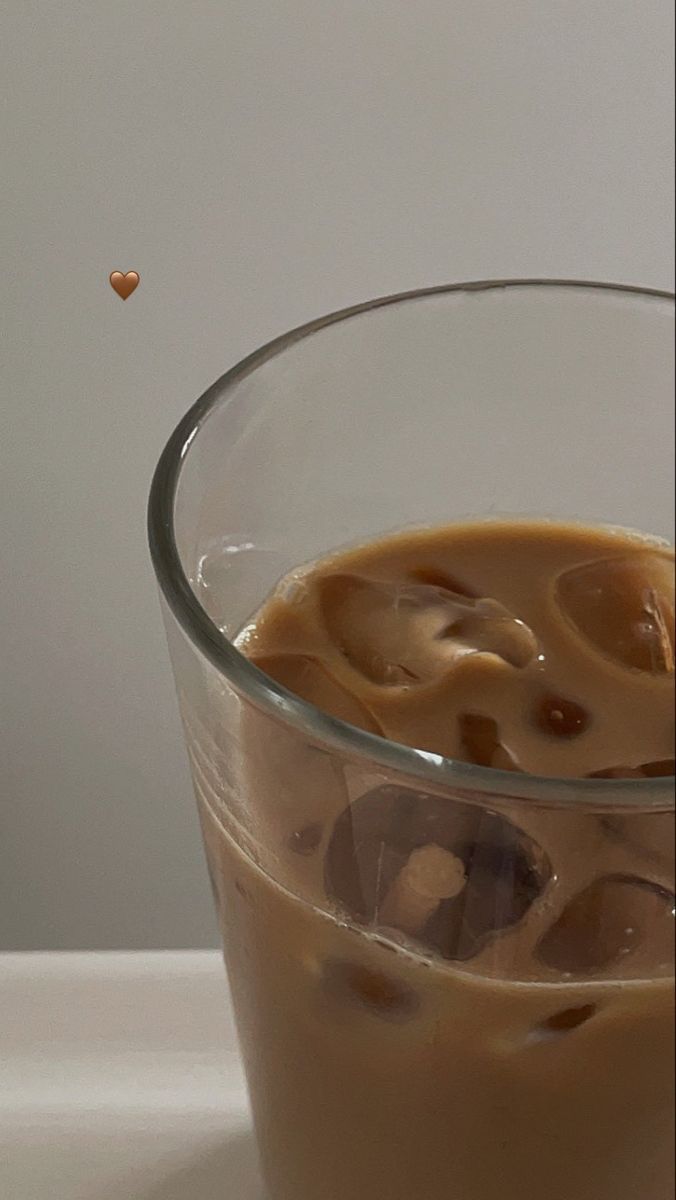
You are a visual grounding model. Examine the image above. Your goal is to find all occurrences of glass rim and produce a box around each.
[148,278,675,810]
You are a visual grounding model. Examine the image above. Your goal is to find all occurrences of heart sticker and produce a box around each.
[110,270,140,300]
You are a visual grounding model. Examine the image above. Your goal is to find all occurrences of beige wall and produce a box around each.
[2,1,674,948]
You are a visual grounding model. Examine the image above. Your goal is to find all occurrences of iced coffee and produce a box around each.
[198,520,675,1200]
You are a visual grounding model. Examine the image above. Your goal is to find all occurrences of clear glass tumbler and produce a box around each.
[148,281,675,1200]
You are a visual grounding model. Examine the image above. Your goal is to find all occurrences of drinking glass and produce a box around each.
[149,280,675,1200]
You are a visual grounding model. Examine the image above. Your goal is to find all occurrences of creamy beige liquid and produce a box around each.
[198,521,675,1200]
[239,520,675,777]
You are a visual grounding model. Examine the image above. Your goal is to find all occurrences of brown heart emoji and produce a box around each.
[110,270,140,300]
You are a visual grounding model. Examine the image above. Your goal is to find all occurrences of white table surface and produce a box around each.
[0,952,264,1199]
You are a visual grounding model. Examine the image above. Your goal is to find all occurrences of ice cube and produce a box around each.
[536,875,675,975]
[422,826,549,961]
[251,653,383,733]
[378,844,467,936]
[324,786,468,924]
[441,597,538,668]
[556,551,675,673]
[319,573,537,686]
[324,786,550,960]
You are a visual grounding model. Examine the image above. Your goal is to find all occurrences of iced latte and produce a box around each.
[197,520,675,1200]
